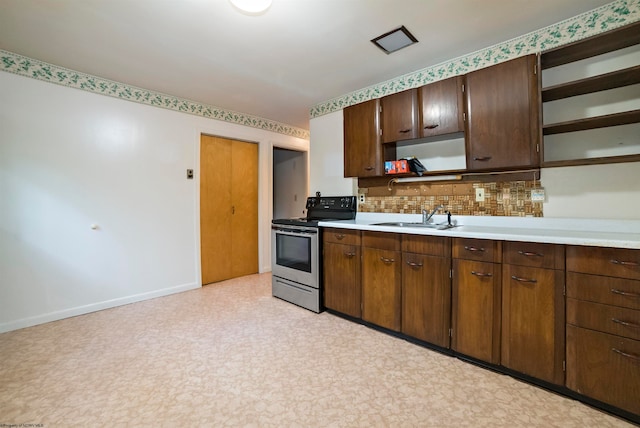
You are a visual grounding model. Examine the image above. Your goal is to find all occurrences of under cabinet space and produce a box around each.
[394,134,467,173]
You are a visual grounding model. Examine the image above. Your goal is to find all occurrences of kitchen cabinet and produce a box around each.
[323,228,362,318]
[565,245,640,415]
[343,99,390,177]
[419,75,465,138]
[540,21,640,167]
[380,88,419,144]
[451,238,502,364]
[361,231,402,331]
[501,242,565,385]
[401,235,452,348]
[465,54,540,171]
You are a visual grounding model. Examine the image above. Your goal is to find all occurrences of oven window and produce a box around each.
[276,233,312,272]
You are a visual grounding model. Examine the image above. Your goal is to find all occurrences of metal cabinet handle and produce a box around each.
[518,251,543,257]
[511,275,537,283]
[380,257,395,264]
[424,124,439,129]
[399,129,412,134]
[406,261,423,268]
[610,288,640,298]
[473,156,492,161]
[612,348,640,362]
[344,252,356,258]
[364,166,375,171]
[335,234,345,240]
[610,259,639,267]
[471,271,493,277]
[612,318,640,328]
[464,246,486,252]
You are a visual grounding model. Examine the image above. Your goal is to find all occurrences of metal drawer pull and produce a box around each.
[364,166,375,171]
[473,156,492,161]
[471,271,493,277]
[344,252,356,258]
[612,348,640,362]
[612,318,640,328]
[464,246,486,252]
[424,124,439,129]
[610,288,640,298]
[335,234,345,240]
[609,259,639,267]
[399,128,412,133]
[511,275,537,283]
[406,261,423,268]
[380,257,395,264]
[518,251,543,257]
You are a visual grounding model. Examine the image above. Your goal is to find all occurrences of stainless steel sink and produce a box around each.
[372,221,458,230]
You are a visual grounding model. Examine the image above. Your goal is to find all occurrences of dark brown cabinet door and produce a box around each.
[451,259,501,364]
[323,242,361,318]
[501,264,565,384]
[419,76,465,138]
[362,247,402,331]
[343,99,382,177]
[381,88,419,143]
[465,54,540,171]
[402,252,451,347]
[567,325,640,415]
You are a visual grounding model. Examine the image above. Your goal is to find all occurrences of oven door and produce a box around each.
[271,225,319,288]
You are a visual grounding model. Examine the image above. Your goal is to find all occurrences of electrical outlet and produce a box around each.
[359,193,366,203]
[475,187,485,202]
[531,188,546,202]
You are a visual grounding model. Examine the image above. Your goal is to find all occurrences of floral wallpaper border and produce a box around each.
[310,0,640,118]
[0,50,310,140]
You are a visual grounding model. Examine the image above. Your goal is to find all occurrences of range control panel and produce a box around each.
[305,196,357,220]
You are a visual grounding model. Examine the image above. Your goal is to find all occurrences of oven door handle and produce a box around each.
[271,226,318,236]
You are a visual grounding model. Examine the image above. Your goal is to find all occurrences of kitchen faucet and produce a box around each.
[422,205,443,224]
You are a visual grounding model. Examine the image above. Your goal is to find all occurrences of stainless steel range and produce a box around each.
[271,195,357,312]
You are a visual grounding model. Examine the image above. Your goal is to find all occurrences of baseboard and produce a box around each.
[0,282,200,334]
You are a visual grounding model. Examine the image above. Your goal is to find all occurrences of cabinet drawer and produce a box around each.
[402,234,451,257]
[503,241,564,269]
[323,228,361,245]
[567,272,640,310]
[362,231,401,251]
[566,325,640,415]
[453,238,501,263]
[567,245,640,280]
[567,298,640,341]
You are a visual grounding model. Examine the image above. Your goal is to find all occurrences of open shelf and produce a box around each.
[541,21,640,69]
[542,65,640,102]
[543,110,640,135]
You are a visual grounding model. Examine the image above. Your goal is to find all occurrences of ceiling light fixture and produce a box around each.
[229,0,272,15]
[371,26,418,54]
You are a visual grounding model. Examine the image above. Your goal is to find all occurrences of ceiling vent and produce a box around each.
[371,26,418,54]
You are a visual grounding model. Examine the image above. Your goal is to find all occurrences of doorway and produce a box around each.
[200,135,258,285]
[273,147,308,219]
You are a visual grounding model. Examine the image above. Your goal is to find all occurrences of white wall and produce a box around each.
[0,71,308,332]
[273,148,308,219]
[309,113,640,220]
[309,110,357,196]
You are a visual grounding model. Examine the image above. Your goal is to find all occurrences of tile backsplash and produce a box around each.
[358,180,543,217]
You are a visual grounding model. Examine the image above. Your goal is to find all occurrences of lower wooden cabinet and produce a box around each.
[451,259,502,364]
[323,242,361,317]
[401,235,451,348]
[501,264,565,384]
[361,232,402,331]
[566,325,640,415]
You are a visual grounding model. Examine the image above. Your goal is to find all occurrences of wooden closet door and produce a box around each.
[200,135,258,284]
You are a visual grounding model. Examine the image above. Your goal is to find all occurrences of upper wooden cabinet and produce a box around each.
[343,99,387,177]
[419,75,465,138]
[465,54,540,171]
[380,89,420,143]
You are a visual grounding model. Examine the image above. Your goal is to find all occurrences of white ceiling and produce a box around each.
[0,0,613,131]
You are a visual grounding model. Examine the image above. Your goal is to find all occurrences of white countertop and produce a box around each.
[319,213,640,249]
